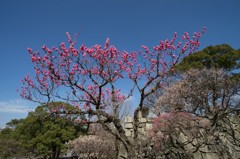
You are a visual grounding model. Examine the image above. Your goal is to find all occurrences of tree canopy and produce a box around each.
[176,44,240,75]
[0,102,86,159]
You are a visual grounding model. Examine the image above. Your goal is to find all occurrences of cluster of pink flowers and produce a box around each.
[20,28,205,113]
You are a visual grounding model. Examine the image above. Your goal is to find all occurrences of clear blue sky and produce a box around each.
[0,0,239,128]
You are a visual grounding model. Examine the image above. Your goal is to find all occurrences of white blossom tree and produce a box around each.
[153,68,240,158]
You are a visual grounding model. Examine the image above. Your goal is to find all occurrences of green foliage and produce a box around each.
[0,126,26,159]
[0,102,86,159]
[176,44,240,74]
[6,118,24,129]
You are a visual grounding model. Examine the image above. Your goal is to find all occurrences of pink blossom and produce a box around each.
[104,38,110,49]
[182,35,185,40]
[70,71,75,75]
[202,26,206,33]
[184,32,189,39]
[42,45,47,51]
[31,56,38,62]
[141,45,149,52]
[27,48,33,54]
[151,59,157,65]
[126,68,131,73]
[87,85,93,90]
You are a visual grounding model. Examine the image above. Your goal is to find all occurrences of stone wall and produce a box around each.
[118,116,154,159]
[120,115,240,159]
[124,116,153,138]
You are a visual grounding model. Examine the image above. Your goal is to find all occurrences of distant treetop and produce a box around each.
[176,44,240,75]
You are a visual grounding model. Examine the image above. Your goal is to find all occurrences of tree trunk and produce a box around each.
[115,137,120,159]
[124,143,139,159]
[52,146,57,159]
[56,148,61,159]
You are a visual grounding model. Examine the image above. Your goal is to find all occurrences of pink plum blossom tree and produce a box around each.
[20,28,205,158]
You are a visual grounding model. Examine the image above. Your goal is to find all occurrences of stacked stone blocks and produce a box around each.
[124,116,153,138]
